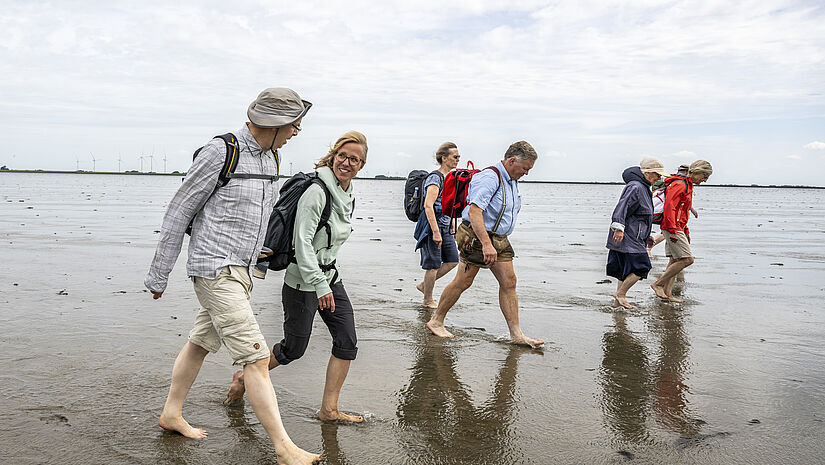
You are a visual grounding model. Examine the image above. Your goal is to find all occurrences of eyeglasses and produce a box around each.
[291,123,301,133]
[335,152,362,165]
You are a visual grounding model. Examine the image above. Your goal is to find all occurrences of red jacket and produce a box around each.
[660,175,693,236]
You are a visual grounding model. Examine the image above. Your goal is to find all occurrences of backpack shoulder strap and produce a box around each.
[486,166,504,201]
[310,175,335,249]
[213,133,239,187]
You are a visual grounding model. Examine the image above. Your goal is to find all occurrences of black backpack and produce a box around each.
[403,170,442,221]
[260,172,334,271]
[186,133,279,235]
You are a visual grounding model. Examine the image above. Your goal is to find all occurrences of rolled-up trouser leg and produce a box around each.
[272,282,318,365]
[318,281,358,361]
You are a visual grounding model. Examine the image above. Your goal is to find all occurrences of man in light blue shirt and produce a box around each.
[426,141,544,347]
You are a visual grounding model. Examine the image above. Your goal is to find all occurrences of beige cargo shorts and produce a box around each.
[663,230,693,259]
[189,265,269,366]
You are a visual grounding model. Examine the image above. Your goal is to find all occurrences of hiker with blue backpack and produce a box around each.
[226,131,368,424]
[412,142,462,308]
[425,141,545,348]
[145,88,321,464]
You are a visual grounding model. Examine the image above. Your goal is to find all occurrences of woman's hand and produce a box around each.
[318,292,335,312]
[432,230,442,248]
[612,230,624,243]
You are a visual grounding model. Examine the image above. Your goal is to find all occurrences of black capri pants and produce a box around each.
[272,280,358,365]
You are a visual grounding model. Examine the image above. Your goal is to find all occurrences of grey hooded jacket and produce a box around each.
[606,166,653,254]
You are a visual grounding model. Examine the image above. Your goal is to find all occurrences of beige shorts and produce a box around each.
[663,230,693,259]
[189,265,269,366]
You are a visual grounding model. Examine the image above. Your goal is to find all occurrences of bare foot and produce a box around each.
[426,320,454,338]
[224,369,245,406]
[422,299,438,308]
[651,283,669,300]
[510,335,545,348]
[416,282,424,294]
[667,295,684,303]
[612,293,635,309]
[318,409,364,423]
[276,443,323,465]
[158,414,207,439]
[611,297,622,308]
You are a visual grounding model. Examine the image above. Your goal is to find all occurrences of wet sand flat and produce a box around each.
[1,172,825,464]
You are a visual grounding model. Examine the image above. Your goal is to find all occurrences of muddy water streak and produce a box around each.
[1,172,824,464]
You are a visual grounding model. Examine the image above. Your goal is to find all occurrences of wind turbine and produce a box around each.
[118,153,122,172]
[139,155,145,172]
[76,156,80,171]
[163,152,168,173]
[148,154,154,172]
[90,152,96,172]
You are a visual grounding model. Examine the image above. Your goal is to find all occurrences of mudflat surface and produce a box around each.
[1,172,824,464]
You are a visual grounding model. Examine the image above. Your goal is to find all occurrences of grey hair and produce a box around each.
[504,141,538,162]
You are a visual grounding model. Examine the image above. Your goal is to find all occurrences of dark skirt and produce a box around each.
[606,250,651,280]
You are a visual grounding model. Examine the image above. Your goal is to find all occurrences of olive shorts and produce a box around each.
[455,222,515,269]
[189,265,270,366]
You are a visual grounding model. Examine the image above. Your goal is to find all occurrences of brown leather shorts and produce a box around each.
[455,222,514,269]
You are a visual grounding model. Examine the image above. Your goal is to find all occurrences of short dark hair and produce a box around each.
[504,141,538,162]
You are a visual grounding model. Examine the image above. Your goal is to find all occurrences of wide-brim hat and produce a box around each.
[641,167,667,177]
[247,88,312,128]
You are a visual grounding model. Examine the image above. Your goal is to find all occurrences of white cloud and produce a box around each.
[544,150,567,158]
[0,0,824,185]
[804,141,825,150]
[670,151,696,159]
[786,154,801,160]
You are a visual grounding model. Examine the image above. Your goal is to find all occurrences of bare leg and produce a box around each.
[651,257,693,302]
[318,355,363,423]
[417,262,458,308]
[613,273,641,309]
[158,341,210,439]
[417,269,439,308]
[648,233,664,258]
[490,261,544,347]
[244,358,322,464]
[426,263,479,338]
[612,280,623,308]
[226,347,280,404]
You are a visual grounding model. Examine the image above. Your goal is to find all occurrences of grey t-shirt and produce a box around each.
[423,172,449,229]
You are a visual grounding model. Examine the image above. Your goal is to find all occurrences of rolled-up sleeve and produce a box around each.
[144,143,223,292]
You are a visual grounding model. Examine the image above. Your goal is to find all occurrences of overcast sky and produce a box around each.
[1,0,823,185]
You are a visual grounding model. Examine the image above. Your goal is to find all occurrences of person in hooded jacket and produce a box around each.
[606,157,667,309]
[226,131,368,423]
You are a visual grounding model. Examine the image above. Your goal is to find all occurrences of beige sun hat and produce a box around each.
[247,88,312,128]
[639,157,667,176]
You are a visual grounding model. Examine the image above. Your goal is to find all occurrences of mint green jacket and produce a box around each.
[284,166,354,298]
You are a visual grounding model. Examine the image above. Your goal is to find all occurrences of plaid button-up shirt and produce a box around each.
[145,124,279,293]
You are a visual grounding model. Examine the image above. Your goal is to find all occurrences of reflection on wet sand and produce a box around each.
[393,310,530,464]
[599,306,700,448]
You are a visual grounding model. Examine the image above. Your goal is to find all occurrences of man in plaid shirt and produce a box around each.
[145,88,321,464]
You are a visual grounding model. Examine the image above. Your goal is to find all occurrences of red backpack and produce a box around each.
[441,161,501,230]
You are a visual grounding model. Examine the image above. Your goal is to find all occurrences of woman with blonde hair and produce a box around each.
[227,131,368,423]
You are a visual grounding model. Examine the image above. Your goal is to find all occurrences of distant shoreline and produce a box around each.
[1,169,822,189]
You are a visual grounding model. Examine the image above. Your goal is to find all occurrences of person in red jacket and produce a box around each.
[650,160,713,302]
